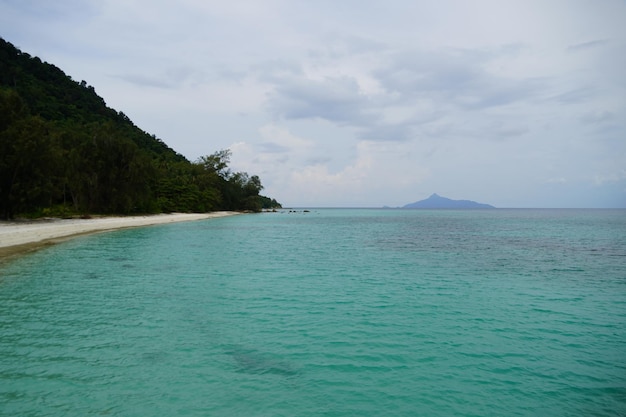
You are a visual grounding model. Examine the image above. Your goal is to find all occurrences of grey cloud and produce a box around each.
[548,87,597,104]
[267,75,374,125]
[1,0,95,20]
[580,110,615,125]
[262,44,544,143]
[308,33,386,60]
[259,142,290,153]
[114,66,204,89]
[489,124,529,140]
[306,156,332,165]
[567,39,609,52]
[114,73,176,89]
[374,48,545,110]
[254,60,303,84]
[356,109,444,142]
[423,118,531,142]
[265,72,423,142]
[579,111,622,137]
[470,78,545,109]
[358,122,416,142]
[252,154,288,165]
[217,68,250,82]
[377,49,482,94]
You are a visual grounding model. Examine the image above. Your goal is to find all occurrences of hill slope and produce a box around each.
[0,38,185,161]
[0,38,279,218]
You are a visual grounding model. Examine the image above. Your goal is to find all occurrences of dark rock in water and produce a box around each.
[403,193,495,209]
[227,346,298,377]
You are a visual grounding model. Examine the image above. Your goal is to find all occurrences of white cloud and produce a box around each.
[258,124,315,150]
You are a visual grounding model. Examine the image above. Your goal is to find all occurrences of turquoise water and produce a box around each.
[1,209,625,416]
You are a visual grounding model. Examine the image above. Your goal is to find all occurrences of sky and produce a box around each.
[1,0,625,208]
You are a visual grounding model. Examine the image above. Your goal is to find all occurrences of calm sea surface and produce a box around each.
[1,209,625,416]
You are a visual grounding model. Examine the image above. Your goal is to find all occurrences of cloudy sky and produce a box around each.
[1,0,625,207]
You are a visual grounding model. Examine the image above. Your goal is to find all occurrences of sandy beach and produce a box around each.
[0,212,238,260]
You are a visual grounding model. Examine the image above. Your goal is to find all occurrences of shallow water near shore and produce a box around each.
[1,209,625,416]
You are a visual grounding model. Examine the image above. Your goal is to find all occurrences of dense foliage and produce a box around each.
[0,38,281,219]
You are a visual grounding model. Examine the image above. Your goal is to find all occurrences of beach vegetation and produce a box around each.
[0,38,281,219]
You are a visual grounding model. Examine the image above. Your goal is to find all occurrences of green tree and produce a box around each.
[0,91,62,218]
[0,38,281,217]
[197,149,232,179]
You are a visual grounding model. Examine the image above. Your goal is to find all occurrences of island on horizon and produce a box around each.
[401,193,495,209]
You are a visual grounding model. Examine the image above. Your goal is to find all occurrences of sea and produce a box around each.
[0,208,625,416]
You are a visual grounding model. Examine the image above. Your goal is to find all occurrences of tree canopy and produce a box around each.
[0,38,281,219]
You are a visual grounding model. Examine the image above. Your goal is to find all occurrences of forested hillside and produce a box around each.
[0,38,280,219]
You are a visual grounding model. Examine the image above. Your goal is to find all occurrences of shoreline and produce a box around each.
[0,212,239,262]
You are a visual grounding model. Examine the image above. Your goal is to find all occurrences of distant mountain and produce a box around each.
[403,194,495,209]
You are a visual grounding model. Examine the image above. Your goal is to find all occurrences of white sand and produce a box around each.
[0,212,238,251]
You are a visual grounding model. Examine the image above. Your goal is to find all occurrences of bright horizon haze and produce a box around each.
[1,0,625,208]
